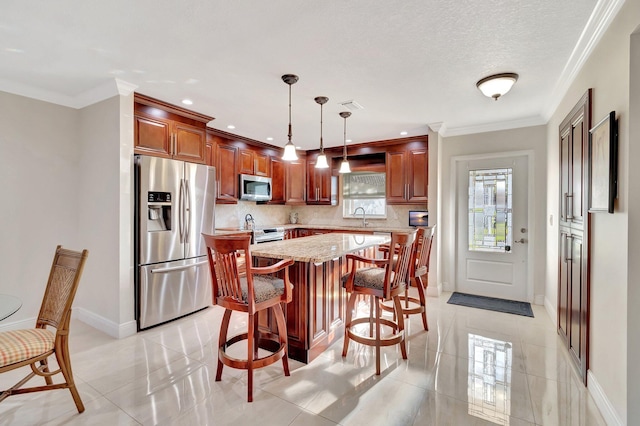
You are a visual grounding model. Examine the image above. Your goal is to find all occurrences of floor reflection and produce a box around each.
[468,333,513,425]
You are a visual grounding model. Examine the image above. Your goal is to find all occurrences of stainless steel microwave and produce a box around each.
[239,174,272,201]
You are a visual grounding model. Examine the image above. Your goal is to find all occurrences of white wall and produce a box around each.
[627,24,640,426]
[545,1,640,422]
[439,125,548,302]
[75,95,136,337]
[0,92,80,327]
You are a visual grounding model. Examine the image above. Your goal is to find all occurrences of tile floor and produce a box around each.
[0,292,607,425]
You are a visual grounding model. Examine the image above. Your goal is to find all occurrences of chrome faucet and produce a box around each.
[353,207,368,227]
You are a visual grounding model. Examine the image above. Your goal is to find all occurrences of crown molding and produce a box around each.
[443,115,546,137]
[427,121,445,135]
[543,0,625,121]
[0,78,137,109]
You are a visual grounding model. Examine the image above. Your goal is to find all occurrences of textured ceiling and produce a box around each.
[0,0,612,150]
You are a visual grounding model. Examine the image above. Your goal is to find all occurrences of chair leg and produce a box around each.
[342,292,357,357]
[56,338,85,413]
[273,303,290,377]
[247,312,255,402]
[253,317,260,359]
[216,309,232,382]
[369,295,374,338]
[415,276,428,331]
[40,359,53,385]
[392,295,408,360]
[375,296,381,375]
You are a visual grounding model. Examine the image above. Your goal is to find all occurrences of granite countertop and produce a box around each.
[281,224,419,233]
[251,232,390,263]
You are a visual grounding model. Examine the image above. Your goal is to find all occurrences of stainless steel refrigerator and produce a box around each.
[134,155,215,330]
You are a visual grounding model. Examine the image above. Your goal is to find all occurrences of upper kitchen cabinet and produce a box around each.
[286,157,306,205]
[212,135,239,204]
[268,156,286,204]
[386,140,428,204]
[239,148,270,177]
[134,94,213,164]
[306,154,337,205]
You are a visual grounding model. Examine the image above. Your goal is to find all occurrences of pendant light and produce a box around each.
[314,96,329,169]
[281,74,299,161]
[338,111,352,174]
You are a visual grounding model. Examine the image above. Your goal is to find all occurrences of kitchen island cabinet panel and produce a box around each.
[253,233,387,363]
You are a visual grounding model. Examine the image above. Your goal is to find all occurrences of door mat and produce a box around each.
[447,292,534,317]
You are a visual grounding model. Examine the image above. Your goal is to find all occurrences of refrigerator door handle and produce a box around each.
[178,179,185,243]
[150,260,208,274]
[185,179,191,244]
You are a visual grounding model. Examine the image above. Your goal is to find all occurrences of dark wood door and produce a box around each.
[286,159,306,204]
[558,229,571,343]
[306,160,332,204]
[386,150,407,203]
[134,115,172,158]
[239,149,254,175]
[254,152,270,176]
[407,148,428,203]
[557,89,590,385]
[269,157,286,204]
[173,123,206,164]
[216,143,239,203]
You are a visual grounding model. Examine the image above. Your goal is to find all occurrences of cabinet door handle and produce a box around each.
[565,193,574,220]
[565,235,573,262]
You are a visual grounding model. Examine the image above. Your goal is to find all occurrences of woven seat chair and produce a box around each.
[380,225,436,331]
[342,231,417,375]
[202,233,293,402]
[0,246,89,413]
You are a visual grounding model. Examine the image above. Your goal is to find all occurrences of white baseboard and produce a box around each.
[426,283,443,297]
[533,295,544,305]
[0,317,35,332]
[74,307,137,339]
[544,296,557,326]
[588,370,624,426]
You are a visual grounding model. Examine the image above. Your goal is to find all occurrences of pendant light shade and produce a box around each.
[338,111,351,174]
[281,74,299,161]
[314,96,329,169]
[476,73,518,100]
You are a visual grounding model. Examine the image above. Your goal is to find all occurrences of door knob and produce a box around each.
[514,238,527,244]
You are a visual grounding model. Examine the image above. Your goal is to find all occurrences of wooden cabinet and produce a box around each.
[215,140,239,204]
[239,148,270,177]
[268,157,286,204]
[386,144,428,204]
[134,94,212,164]
[306,156,337,205]
[286,158,306,205]
[558,229,587,374]
[557,89,591,384]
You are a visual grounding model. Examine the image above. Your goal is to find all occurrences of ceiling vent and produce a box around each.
[338,100,364,111]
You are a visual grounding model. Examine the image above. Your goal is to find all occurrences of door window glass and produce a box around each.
[468,168,513,252]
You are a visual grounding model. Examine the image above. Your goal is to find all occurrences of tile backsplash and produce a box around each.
[216,200,426,229]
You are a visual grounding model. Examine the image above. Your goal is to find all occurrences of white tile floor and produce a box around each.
[0,291,607,425]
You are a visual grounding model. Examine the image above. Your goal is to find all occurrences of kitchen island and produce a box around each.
[251,233,390,363]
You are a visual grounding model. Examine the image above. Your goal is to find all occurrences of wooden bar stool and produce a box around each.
[341,231,417,375]
[380,225,436,331]
[203,233,294,402]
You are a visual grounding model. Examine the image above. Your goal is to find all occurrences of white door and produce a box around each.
[456,155,529,301]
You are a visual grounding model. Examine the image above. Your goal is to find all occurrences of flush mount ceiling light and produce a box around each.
[338,111,352,174]
[314,96,329,169]
[281,74,299,161]
[476,73,519,100]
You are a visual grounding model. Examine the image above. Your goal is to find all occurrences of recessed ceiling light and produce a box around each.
[400,131,408,136]
[227,125,236,130]
[346,139,352,143]
[181,99,193,105]
[296,146,302,150]
[267,137,274,141]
